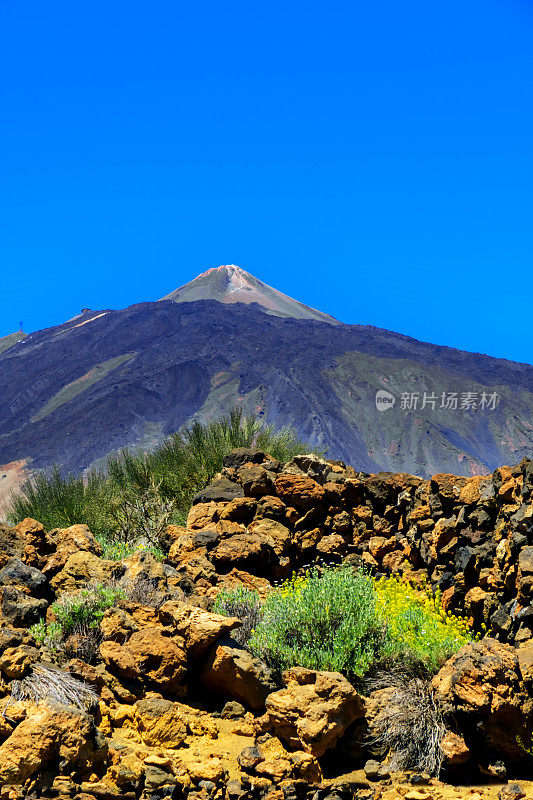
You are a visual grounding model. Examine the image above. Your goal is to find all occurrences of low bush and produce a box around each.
[212,585,263,646]
[96,533,165,562]
[216,567,474,680]
[118,574,167,609]
[51,582,124,635]
[248,568,385,678]
[28,619,63,653]
[374,575,473,672]
[9,409,316,555]
[61,622,103,664]
[30,581,124,663]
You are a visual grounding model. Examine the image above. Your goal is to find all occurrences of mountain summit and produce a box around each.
[160,264,340,324]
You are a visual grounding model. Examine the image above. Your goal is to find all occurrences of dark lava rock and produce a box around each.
[223,448,267,469]
[221,701,246,719]
[226,780,248,800]
[0,586,48,627]
[0,558,48,596]
[519,546,533,575]
[193,529,220,549]
[237,746,264,772]
[192,477,244,504]
[0,628,23,654]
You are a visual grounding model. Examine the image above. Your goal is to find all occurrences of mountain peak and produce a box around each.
[160,264,340,324]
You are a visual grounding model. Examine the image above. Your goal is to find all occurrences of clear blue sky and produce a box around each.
[1,1,532,364]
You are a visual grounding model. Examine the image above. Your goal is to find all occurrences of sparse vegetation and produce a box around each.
[216,567,474,681]
[119,574,167,609]
[50,582,124,635]
[5,665,98,714]
[367,670,445,776]
[215,568,472,776]
[30,581,124,663]
[9,408,314,557]
[213,585,263,646]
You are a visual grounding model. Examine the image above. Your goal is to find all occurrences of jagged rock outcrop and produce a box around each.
[256,667,365,757]
[432,638,533,761]
[167,451,533,648]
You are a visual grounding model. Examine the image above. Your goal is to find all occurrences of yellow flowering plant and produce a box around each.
[374,575,473,672]
[216,567,476,681]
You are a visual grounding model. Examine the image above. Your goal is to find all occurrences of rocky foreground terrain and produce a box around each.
[0,450,532,800]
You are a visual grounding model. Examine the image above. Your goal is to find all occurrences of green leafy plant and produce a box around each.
[516,734,533,758]
[29,619,63,652]
[51,582,124,635]
[9,408,316,555]
[216,567,474,680]
[31,581,124,664]
[247,567,385,678]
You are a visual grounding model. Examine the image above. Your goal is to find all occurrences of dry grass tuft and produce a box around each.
[367,669,445,776]
[118,575,166,609]
[61,622,103,664]
[5,665,98,715]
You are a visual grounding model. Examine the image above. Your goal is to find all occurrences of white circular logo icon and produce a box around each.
[375,390,396,411]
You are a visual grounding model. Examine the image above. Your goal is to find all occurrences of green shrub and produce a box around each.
[8,409,316,554]
[30,582,124,665]
[51,582,124,635]
[29,619,63,652]
[9,466,107,536]
[216,567,474,680]
[247,568,384,678]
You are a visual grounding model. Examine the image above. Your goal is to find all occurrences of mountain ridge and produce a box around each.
[0,289,531,490]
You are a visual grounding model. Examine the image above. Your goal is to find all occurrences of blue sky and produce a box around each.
[1,0,532,364]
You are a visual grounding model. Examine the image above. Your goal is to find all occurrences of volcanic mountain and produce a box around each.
[161,264,340,324]
[0,266,532,499]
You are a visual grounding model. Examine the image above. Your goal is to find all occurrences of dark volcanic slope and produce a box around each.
[0,299,532,477]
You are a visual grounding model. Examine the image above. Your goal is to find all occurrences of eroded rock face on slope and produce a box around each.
[432,638,532,761]
[256,667,365,757]
[0,450,531,798]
